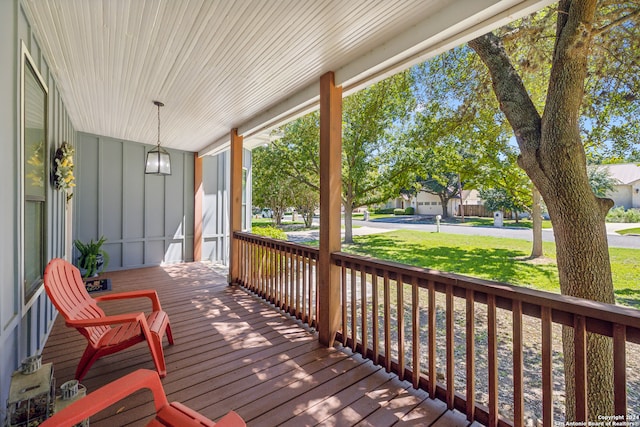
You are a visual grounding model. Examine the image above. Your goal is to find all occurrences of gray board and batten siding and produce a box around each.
[74,133,196,269]
[74,132,251,269]
[0,0,75,415]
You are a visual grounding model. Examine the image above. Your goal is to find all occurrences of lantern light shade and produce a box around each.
[145,100,171,175]
[145,146,171,175]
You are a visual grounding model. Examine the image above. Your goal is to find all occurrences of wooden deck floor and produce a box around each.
[42,262,478,427]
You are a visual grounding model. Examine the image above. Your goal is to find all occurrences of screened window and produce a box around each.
[23,51,48,302]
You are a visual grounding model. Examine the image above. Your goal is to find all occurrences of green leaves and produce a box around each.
[73,236,109,278]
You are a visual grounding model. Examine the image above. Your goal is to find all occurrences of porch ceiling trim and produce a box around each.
[200,0,554,157]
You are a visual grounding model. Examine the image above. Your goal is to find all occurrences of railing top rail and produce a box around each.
[332,251,640,330]
[234,231,320,257]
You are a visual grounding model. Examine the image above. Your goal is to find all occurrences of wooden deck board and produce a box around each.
[41,262,466,426]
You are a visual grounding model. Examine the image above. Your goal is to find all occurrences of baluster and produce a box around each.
[412,276,420,389]
[488,294,498,427]
[251,242,257,292]
[285,248,294,313]
[513,300,524,427]
[372,268,380,365]
[268,243,273,303]
[428,280,436,398]
[541,306,552,427]
[341,264,347,345]
[397,275,405,381]
[314,256,319,327]
[446,283,454,409]
[351,266,357,350]
[281,246,286,310]
[277,245,282,307]
[295,250,302,318]
[302,251,308,323]
[466,289,475,421]
[384,270,391,373]
[613,324,627,417]
[574,315,587,422]
[361,267,368,356]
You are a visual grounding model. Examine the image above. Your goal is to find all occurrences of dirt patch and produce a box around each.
[513,256,556,265]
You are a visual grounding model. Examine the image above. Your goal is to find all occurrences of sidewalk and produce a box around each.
[605,222,639,235]
[286,225,396,243]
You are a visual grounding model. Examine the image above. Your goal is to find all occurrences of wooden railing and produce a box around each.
[234,232,640,426]
[235,232,319,328]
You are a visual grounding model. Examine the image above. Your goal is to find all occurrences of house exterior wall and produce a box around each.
[608,184,633,209]
[74,132,195,269]
[1,1,75,418]
[201,148,251,264]
[607,180,640,210]
[414,192,445,216]
[413,191,472,216]
[632,179,640,209]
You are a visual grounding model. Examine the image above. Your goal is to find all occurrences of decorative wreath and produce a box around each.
[53,142,75,200]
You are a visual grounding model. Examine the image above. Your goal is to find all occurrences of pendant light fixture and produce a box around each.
[145,100,171,175]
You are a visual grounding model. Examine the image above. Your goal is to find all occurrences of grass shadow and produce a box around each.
[614,288,640,309]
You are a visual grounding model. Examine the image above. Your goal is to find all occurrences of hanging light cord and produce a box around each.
[157,103,161,147]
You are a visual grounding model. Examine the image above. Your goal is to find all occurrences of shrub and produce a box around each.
[374,208,396,214]
[607,207,640,223]
[252,226,288,240]
[392,207,415,215]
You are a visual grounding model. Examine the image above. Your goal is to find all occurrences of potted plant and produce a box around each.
[74,236,109,278]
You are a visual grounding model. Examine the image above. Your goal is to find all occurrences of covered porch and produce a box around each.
[41,237,640,426]
[9,1,637,426]
[41,262,473,426]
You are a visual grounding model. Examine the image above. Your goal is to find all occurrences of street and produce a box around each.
[351,217,640,249]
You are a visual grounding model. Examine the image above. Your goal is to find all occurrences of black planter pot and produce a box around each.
[79,253,105,278]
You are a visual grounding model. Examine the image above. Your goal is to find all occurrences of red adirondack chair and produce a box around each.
[43,258,174,380]
[41,369,245,427]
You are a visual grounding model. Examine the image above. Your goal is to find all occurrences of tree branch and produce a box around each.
[592,8,640,37]
[468,33,542,164]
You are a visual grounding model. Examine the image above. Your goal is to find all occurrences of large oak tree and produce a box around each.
[469,0,638,418]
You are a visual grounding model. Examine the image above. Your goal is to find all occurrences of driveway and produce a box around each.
[351,217,640,249]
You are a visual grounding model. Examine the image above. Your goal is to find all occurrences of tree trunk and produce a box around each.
[458,174,465,222]
[469,1,615,419]
[304,211,313,228]
[343,202,353,244]
[439,195,449,218]
[531,186,543,258]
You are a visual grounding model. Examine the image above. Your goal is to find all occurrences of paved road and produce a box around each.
[351,217,640,249]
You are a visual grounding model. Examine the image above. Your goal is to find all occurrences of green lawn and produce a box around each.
[353,213,554,229]
[447,217,554,229]
[342,229,640,309]
[617,227,640,235]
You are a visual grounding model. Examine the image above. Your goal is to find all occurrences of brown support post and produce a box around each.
[229,128,243,284]
[318,71,342,347]
[194,156,203,261]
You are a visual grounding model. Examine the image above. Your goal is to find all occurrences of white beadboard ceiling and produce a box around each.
[22,0,553,156]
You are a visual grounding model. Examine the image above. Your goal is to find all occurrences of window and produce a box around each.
[22,45,48,303]
[241,168,247,230]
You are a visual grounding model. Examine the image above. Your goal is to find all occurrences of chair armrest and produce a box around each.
[94,289,163,311]
[66,312,145,328]
[213,410,246,427]
[41,370,170,427]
